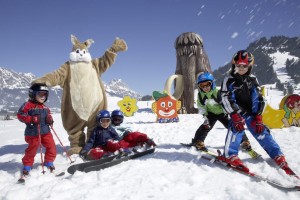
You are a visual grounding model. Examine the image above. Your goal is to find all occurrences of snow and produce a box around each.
[269,50,300,94]
[0,90,300,200]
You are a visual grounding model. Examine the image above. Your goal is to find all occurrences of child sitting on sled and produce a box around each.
[79,110,156,160]
[79,110,121,160]
[110,109,156,148]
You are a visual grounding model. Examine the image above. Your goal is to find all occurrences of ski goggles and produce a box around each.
[36,91,48,98]
[112,117,123,123]
[100,118,111,123]
[198,81,212,89]
[112,117,123,124]
[236,64,250,69]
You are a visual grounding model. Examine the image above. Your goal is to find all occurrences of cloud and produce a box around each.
[231,32,239,38]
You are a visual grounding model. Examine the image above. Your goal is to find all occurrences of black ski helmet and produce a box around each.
[29,83,49,102]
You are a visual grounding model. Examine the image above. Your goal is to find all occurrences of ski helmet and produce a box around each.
[232,50,254,66]
[29,83,49,102]
[111,109,124,119]
[111,109,124,125]
[231,50,254,75]
[96,110,111,122]
[197,72,216,90]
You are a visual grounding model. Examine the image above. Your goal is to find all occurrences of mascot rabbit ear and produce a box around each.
[71,34,80,45]
[70,34,94,49]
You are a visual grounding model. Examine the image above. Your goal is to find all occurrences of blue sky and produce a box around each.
[1,0,300,95]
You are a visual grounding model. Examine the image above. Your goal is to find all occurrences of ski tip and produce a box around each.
[17,178,25,184]
[55,172,65,177]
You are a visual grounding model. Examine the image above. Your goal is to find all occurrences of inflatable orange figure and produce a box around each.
[151,91,181,123]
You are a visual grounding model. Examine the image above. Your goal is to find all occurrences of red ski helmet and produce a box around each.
[232,50,254,66]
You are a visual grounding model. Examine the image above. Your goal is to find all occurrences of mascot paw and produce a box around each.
[111,37,128,52]
[67,147,83,156]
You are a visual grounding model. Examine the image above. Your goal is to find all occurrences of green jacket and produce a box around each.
[197,88,225,116]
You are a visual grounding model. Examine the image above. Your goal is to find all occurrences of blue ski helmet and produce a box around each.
[111,109,124,119]
[111,109,124,125]
[197,72,216,89]
[29,83,49,102]
[96,110,110,121]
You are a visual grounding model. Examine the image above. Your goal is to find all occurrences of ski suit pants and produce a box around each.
[22,133,56,167]
[224,115,283,159]
[193,113,249,143]
[88,132,148,160]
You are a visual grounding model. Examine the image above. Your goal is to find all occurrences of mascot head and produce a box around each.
[69,34,94,62]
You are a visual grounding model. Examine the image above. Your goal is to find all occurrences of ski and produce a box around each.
[54,171,65,177]
[180,142,218,157]
[198,151,300,191]
[67,154,119,174]
[17,176,26,184]
[180,142,261,159]
[83,148,155,173]
[17,171,65,184]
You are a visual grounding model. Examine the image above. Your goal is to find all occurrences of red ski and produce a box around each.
[198,150,300,191]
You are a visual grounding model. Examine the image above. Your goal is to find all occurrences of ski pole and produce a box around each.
[37,123,46,174]
[50,125,74,164]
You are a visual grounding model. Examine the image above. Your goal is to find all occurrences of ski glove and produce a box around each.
[254,115,264,134]
[46,114,54,125]
[79,149,88,159]
[31,115,40,124]
[231,113,245,132]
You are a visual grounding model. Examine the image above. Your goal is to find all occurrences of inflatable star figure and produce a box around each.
[117,96,138,117]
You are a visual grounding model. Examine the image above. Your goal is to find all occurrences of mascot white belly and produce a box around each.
[70,62,102,121]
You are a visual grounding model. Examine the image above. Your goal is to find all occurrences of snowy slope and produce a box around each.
[269,50,300,94]
[0,90,300,200]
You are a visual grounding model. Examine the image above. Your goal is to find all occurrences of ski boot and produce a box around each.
[274,155,299,178]
[45,162,55,173]
[118,148,131,157]
[217,154,249,172]
[240,140,261,159]
[145,138,156,148]
[194,140,208,152]
[18,166,31,183]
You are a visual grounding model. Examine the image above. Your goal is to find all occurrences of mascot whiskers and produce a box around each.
[32,34,127,155]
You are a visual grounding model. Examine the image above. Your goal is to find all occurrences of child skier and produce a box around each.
[17,83,56,176]
[110,109,156,148]
[79,110,121,160]
[219,50,297,176]
[191,72,258,158]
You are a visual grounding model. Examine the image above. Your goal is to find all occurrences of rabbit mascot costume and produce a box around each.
[32,35,127,155]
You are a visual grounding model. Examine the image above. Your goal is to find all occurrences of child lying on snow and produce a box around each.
[79,110,156,160]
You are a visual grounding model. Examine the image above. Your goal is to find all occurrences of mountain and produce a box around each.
[0,67,142,114]
[105,78,142,99]
[213,36,300,94]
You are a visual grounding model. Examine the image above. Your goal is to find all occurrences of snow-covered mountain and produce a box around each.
[104,78,142,99]
[0,67,142,114]
[213,36,300,95]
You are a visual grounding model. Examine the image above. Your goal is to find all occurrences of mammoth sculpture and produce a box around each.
[164,32,212,114]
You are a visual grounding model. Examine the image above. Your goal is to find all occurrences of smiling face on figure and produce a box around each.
[156,96,178,119]
[117,96,138,117]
